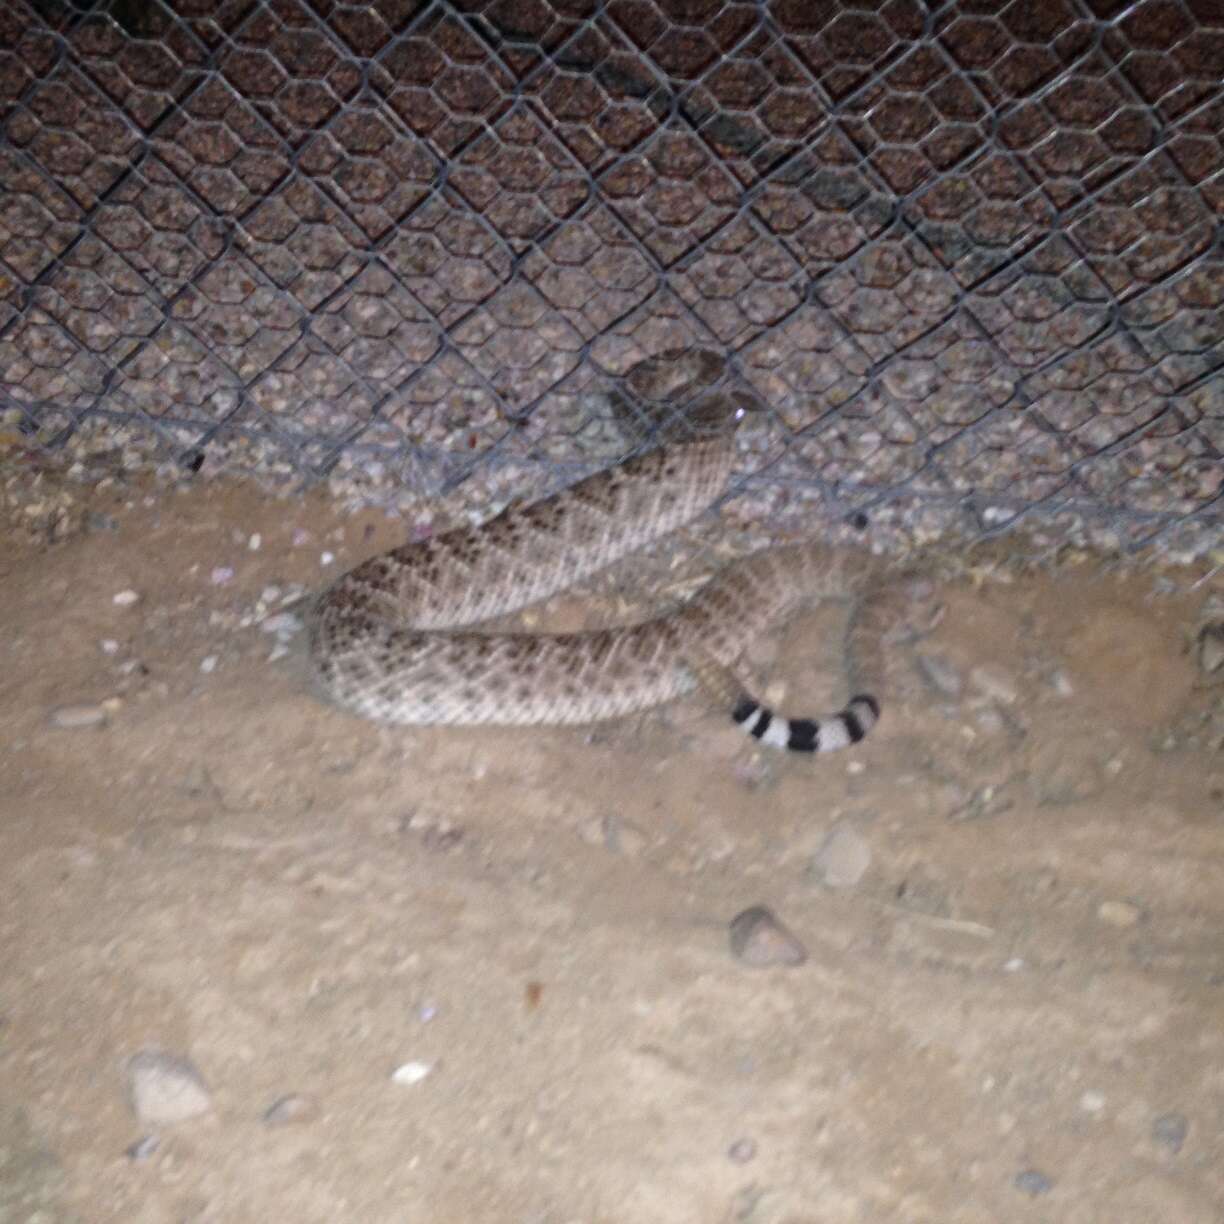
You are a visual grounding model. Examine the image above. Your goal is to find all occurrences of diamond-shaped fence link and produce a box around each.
[1,0,1221,560]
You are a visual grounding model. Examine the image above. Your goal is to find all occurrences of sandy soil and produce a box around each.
[1,470,1222,1224]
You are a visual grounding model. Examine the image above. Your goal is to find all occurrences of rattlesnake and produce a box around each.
[308,351,925,752]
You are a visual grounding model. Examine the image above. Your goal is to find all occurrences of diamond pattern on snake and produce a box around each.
[308,350,931,753]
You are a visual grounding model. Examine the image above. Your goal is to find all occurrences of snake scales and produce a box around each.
[308,351,920,752]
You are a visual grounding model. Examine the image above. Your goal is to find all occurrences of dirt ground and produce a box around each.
[1,468,1222,1224]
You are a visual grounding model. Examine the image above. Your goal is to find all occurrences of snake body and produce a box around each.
[307,354,912,752]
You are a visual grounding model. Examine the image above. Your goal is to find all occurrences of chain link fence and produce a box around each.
[1,0,1221,560]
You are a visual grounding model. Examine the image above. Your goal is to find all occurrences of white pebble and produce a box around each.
[100,639,119,655]
[112,589,139,606]
[48,703,108,730]
[199,655,217,674]
[260,585,281,604]
[1003,957,1025,972]
[125,1049,211,1124]
[292,528,310,546]
[1080,1090,1106,1114]
[248,533,262,551]
[391,1061,433,1086]
[210,566,234,586]
[320,551,335,566]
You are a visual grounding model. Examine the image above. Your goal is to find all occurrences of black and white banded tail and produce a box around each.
[731,693,881,753]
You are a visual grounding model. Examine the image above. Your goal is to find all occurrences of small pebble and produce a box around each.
[391,1061,433,1086]
[100,638,119,654]
[199,655,217,674]
[728,905,808,967]
[1195,624,1224,677]
[1079,1090,1105,1114]
[1050,669,1075,697]
[597,813,647,857]
[727,1137,757,1164]
[1152,1112,1188,1154]
[916,653,963,697]
[260,611,301,637]
[125,1049,211,1124]
[292,528,310,546]
[125,1135,160,1162]
[263,1094,318,1126]
[248,532,262,551]
[112,589,139,606]
[1013,1169,1053,1196]
[210,566,234,586]
[970,663,1019,704]
[1097,900,1142,928]
[320,551,335,566]
[48,703,108,730]
[811,822,871,888]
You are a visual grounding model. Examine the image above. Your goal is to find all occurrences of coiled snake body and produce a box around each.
[308,353,916,752]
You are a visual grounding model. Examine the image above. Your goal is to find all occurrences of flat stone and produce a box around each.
[1097,900,1143,927]
[1013,1169,1053,1196]
[811,822,871,887]
[48,704,108,730]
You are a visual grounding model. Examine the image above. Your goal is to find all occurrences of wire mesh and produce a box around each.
[1,0,1221,559]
